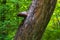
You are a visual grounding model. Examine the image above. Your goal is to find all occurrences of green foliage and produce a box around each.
[0,0,31,40]
[0,0,60,40]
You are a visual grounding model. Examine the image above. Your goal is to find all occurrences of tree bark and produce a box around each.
[14,0,57,40]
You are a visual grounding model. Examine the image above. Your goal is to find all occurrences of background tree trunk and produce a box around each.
[14,0,57,40]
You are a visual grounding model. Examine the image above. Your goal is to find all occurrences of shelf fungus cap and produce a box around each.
[17,11,28,17]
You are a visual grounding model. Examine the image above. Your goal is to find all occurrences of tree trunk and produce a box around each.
[14,0,57,40]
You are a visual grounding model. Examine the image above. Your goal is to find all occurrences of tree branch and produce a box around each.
[14,0,57,40]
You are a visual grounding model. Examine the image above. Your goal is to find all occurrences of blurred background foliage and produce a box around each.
[0,0,60,40]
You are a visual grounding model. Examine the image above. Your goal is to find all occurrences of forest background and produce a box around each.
[0,0,60,40]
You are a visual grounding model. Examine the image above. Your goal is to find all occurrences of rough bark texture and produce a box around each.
[14,0,57,40]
